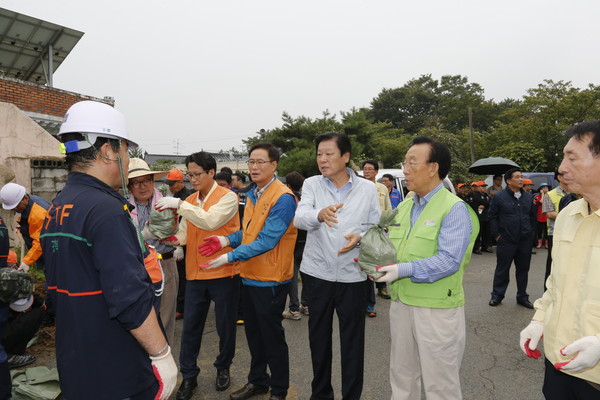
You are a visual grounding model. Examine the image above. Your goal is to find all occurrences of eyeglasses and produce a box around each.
[186,171,207,180]
[401,161,427,170]
[130,178,153,188]
[247,159,273,167]
[363,167,376,172]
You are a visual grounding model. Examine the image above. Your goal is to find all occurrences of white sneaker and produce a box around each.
[282,309,301,320]
[299,305,309,316]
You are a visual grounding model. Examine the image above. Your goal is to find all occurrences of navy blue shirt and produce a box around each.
[41,172,156,400]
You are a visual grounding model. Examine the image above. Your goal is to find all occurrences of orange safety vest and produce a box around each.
[144,245,163,284]
[185,186,240,280]
[240,180,297,282]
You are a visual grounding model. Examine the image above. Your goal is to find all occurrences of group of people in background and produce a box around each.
[0,99,599,400]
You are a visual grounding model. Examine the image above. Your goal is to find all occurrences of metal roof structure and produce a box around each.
[0,7,84,86]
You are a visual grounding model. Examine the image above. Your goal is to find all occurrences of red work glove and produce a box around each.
[198,254,228,269]
[555,336,600,372]
[519,320,544,359]
[198,236,228,256]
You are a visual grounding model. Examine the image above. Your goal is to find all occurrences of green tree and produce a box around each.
[128,147,146,159]
[150,159,175,171]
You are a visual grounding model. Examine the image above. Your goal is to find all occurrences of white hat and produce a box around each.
[128,158,168,181]
[58,101,138,152]
[10,295,33,312]
[0,183,26,210]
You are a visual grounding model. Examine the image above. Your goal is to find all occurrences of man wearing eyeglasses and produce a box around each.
[488,167,537,309]
[376,136,478,400]
[191,143,297,400]
[156,152,240,399]
[128,159,179,346]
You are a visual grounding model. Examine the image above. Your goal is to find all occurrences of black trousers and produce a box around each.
[179,276,240,378]
[306,275,366,400]
[543,358,600,399]
[491,236,532,301]
[3,307,45,355]
[544,235,554,291]
[243,283,290,397]
[175,247,187,314]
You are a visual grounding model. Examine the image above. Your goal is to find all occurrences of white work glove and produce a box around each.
[555,336,600,372]
[154,197,181,211]
[18,262,30,273]
[199,253,229,270]
[142,224,159,241]
[198,236,228,256]
[519,320,544,359]
[174,247,184,262]
[150,345,178,400]
[375,264,400,283]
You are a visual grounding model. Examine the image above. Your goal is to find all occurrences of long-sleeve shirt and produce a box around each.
[396,183,472,283]
[533,198,600,384]
[175,182,239,244]
[295,169,381,283]
[488,187,536,243]
[18,195,50,267]
[226,178,297,264]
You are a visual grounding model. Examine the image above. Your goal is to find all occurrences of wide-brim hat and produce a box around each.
[128,158,168,182]
[10,295,33,312]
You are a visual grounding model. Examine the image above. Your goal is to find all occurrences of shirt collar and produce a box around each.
[253,176,277,200]
[323,167,354,188]
[567,198,600,217]
[412,182,445,206]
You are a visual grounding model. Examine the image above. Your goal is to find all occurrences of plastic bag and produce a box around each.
[358,209,398,279]
[147,208,177,240]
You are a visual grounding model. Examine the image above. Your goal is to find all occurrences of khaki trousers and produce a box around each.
[159,257,179,344]
[389,300,465,400]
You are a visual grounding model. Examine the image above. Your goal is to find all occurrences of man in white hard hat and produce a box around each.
[127,158,178,345]
[40,101,177,400]
[0,183,51,273]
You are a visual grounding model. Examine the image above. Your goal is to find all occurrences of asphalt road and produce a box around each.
[172,247,549,400]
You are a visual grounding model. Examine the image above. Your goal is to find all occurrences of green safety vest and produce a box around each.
[389,188,479,308]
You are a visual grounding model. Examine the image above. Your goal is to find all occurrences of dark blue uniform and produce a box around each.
[41,172,157,400]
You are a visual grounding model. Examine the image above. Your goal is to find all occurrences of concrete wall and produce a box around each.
[0,102,68,247]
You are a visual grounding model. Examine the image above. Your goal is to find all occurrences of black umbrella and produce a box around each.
[468,157,520,175]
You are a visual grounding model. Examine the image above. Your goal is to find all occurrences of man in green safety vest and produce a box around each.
[376,136,479,400]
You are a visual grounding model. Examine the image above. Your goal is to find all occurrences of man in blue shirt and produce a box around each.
[381,173,402,209]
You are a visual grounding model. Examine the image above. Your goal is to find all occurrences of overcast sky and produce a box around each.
[4,0,599,156]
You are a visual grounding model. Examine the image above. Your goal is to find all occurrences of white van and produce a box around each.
[358,168,456,202]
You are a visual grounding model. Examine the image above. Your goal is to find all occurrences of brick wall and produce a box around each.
[0,76,113,117]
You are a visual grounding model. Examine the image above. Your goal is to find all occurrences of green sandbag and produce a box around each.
[148,207,177,240]
[358,209,399,279]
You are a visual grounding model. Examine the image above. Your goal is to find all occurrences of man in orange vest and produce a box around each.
[200,142,297,400]
[155,152,240,400]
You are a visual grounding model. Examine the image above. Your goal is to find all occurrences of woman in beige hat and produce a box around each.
[127,158,179,345]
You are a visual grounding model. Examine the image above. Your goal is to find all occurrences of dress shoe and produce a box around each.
[270,394,286,400]
[473,249,482,255]
[216,368,231,391]
[517,300,534,309]
[483,248,493,253]
[230,382,269,400]
[489,299,501,306]
[176,378,197,400]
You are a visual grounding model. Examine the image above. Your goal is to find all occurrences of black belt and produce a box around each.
[161,251,174,260]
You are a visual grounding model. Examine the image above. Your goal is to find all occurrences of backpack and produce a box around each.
[0,268,34,303]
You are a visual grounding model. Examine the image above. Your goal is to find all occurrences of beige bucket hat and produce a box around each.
[128,158,168,182]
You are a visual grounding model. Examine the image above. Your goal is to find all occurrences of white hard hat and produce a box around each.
[58,101,138,152]
[0,183,26,210]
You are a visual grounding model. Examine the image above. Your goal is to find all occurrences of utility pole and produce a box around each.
[468,107,475,164]
[173,139,181,155]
